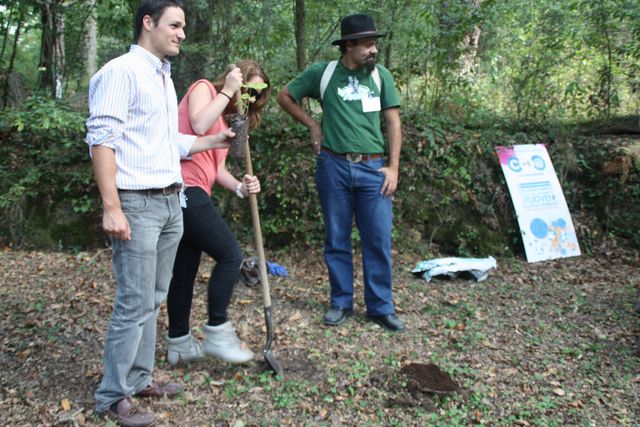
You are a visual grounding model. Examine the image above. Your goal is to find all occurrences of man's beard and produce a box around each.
[365,56,376,72]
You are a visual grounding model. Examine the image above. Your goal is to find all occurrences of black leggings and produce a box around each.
[167,186,243,338]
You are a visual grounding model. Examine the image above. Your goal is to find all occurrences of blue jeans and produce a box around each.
[95,191,183,412]
[315,151,395,316]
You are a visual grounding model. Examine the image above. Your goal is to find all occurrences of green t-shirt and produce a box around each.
[287,60,400,154]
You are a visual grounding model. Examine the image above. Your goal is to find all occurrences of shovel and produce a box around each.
[242,139,283,377]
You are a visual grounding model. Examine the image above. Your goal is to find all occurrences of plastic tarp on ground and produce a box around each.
[411,256,497,283]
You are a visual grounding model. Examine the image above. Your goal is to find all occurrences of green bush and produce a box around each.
[218,114,325,248]
[0,96,99,248]
[1,99,638,256]
[570,136,640,247]
[222,112,526,256]
[395,115,523,256]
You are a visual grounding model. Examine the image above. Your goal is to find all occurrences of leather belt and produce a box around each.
[321,148,384,163]
[119,182,183,196]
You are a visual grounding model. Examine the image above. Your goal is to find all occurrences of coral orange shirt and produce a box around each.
[178,79,229,196]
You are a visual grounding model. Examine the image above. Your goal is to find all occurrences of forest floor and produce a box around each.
[0,239,639,426]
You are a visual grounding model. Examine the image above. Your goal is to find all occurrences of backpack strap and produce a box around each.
[319,60,382,100]
[371,66,381,95]
[320,60,338,100]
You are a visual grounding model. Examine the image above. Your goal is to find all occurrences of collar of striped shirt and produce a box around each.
[130,44,171,76]
[86,44,196,190]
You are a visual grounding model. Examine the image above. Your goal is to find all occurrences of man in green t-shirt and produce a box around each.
[277,14,404,332]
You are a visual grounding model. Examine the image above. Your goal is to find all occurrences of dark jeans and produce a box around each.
[315,151,395,316]
[167,186,243,338]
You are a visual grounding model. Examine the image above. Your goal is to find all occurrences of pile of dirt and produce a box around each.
[401,362,460,395]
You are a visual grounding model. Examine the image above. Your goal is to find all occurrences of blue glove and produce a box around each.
[266,261,288,277]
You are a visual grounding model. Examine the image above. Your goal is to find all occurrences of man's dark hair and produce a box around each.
[133,0,184,43]
[339,39,363,55]
[338,41,348,55]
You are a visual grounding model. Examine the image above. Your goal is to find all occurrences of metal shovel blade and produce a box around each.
[263,306,283,377]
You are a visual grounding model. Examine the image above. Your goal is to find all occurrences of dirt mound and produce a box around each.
[401,363,460,395]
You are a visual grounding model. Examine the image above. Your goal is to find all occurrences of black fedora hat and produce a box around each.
[331,14,386,45]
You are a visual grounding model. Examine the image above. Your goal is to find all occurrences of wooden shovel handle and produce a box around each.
[243,140,271,308]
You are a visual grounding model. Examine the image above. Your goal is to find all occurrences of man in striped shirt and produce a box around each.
[86,1,233,425]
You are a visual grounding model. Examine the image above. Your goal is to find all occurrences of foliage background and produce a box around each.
[0,0,639,254]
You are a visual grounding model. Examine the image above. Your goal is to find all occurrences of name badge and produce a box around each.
[362,96,381,113]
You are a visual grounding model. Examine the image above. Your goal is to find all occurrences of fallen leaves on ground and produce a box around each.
[0,240,638,425]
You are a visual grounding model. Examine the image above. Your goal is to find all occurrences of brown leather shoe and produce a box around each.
[107,397,156,427]
[135,381,182,398]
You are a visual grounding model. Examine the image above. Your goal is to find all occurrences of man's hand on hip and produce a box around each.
[378,166,398,197]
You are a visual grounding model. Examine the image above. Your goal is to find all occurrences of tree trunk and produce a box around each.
[38,0,65,98]
[84,7,97,80]
[261,0,270,62]
[214,0,234,67]
[2,10,24,109]
[0,4,14,67]
[294,0,305,71]
[383,0,399,69]
[459,0,484,78]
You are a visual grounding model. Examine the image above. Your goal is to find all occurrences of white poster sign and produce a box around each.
[496,144,581,263]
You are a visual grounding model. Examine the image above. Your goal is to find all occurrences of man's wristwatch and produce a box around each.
[235,182,245,199]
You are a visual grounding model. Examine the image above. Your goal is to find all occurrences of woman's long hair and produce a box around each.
[212,60,271,130]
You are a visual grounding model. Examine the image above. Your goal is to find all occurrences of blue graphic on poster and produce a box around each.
[496,144,581,262]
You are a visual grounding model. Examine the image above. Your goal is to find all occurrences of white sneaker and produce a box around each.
[166,333,205,366]
[203,321,254,364]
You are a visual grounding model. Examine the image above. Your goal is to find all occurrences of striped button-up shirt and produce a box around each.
[86,44,196,190]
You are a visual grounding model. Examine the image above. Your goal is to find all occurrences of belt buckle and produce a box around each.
[346,153,363,163]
